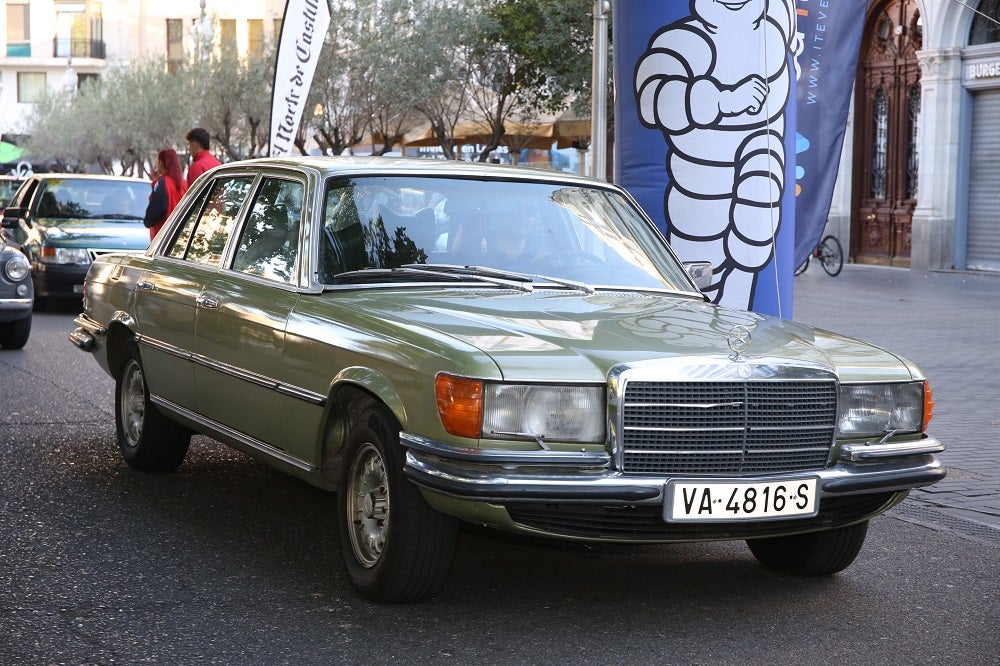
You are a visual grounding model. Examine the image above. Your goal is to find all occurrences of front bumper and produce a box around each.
[402,433,944,540]
[32,262,89,299]
[402,433,945,505]
[0,297,32,322]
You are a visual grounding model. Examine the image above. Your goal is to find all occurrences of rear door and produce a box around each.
[133,175,253,410]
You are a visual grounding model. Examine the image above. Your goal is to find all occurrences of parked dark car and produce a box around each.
[0,234,32,348]
[0,174,24,208]
[72,157,944,602]
[2,173,150,304]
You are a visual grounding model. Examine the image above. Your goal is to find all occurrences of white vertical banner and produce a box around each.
[269,0,331,157]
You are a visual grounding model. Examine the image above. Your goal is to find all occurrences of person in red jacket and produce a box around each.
[143,148,188,241]
[185,127,221,186]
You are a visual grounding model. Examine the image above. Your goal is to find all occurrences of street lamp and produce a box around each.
[62,56,78,93]
[191,0,214,62]
[590,0,610,181]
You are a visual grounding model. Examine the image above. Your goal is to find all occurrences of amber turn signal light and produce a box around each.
[923,380,934,432]
[435,374,483,438]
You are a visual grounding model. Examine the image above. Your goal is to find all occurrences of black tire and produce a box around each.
[747,520,869,576]
[0,314,31,349]
[115,343,191,471]
[818,235,843,277]
[337,401,457,602]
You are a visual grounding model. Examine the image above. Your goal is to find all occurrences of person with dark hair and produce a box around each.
[144,148,188,240]
[185,127,221,186]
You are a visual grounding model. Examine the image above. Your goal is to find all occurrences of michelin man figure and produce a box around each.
[634,0,797,309]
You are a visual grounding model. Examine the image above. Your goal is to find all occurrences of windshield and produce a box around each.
[318,176,695,292]
[34,178,148,220]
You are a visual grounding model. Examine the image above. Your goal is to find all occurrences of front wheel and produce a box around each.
[337,401,457,602]
[818,235,844,277]
[115,344,191,471]
[0,314,31,349]
[746,521,868,576]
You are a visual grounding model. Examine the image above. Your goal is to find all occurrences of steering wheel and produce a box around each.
[546,251,604,269]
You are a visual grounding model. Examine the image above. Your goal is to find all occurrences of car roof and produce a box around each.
[219,156,612,188]
[27,173,145,183]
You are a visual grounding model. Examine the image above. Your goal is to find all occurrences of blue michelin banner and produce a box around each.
[793,0,867,268]
[614,0,799,318]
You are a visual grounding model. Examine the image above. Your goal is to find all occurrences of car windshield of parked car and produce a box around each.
[33,178,147,221]
[319,176,695,292]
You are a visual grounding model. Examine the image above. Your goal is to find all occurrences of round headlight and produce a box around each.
[4,254,30,281]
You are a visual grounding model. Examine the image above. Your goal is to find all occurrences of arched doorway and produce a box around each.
[850,0,922,266]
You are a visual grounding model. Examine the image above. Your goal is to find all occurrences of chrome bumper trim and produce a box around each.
[72,314,107,336]
[401,433,610,467]
[840,439,945,461]
[69,328,95,351]
[402,434,946,505]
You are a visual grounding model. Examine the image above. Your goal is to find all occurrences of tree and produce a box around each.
[26,57,190,176]
[197,42,275,161]
[411,2,483,160]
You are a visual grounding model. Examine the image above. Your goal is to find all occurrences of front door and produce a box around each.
[850,0,922,267]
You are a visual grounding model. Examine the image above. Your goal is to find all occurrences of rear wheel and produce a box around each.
[747,521,869,576]
[0,314,31,349]
[115,344,191,471]
[337,401,457,602]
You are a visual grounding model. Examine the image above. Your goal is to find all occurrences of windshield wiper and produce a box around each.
[405,264,595,295]
[329,266,533,292]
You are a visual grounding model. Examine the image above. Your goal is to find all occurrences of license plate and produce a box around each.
[664,478,818,522]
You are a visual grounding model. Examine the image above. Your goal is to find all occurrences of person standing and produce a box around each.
[185,127,221,186]
[144,148,188,240]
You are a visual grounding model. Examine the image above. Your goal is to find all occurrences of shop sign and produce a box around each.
[967,61,1000,80]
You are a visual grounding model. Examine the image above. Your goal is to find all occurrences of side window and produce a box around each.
[165,176,253,265]
[231,178,303,284]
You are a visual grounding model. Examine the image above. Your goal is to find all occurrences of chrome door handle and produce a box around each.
[196,295,220,309]
[136,280,155,291]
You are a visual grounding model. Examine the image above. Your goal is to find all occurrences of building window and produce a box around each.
[6,2,30,57]
[167,18,184,72]
[905,84,920,201]
[248,19,264,57]
[78,72,99,89]
[970,0,1000,45]
[871,89,888,201]
[17,72,47,103]
[54,1,104,59]
[219,19,237,49]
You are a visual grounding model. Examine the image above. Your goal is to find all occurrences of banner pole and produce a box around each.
[590,0,610,181]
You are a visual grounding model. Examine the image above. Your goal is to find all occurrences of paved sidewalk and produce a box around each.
[792,263,1000,543]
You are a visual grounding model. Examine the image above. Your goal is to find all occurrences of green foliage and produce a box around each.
[23,0,599,170]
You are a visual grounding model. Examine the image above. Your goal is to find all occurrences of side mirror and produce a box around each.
[2,207,28,229]
[684,261,713,291]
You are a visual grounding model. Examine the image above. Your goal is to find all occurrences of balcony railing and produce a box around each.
[52,38,106,60]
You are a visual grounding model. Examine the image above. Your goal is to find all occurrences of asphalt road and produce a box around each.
[1,303,998,665]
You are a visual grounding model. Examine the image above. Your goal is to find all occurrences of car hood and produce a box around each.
[350,288,918,383]
[35,217,149,250]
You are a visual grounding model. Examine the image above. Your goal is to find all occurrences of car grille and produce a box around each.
[620,380,837,475]
[506,492,898,541]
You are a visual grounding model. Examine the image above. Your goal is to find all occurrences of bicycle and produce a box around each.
[795,235,843,277]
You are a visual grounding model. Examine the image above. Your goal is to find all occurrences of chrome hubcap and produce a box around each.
[347,442,389,567]
[120,359,145,448]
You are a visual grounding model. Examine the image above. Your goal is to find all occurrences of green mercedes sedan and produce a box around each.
[70,157,944,602]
